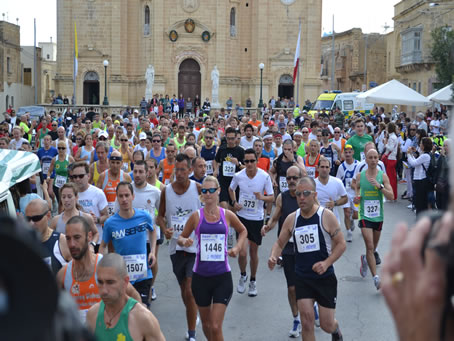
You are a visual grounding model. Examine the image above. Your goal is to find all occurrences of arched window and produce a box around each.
[144,5,150,36]
[230,8,236,37]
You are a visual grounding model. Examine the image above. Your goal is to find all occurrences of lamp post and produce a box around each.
[258,63,264,108]
[102,59,109,106]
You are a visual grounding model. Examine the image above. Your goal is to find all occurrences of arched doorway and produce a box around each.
[83,71,100,105]
[178,59,201,105]
[278,74,294,100]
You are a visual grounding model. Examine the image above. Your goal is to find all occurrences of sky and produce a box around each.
[1,0,398,46]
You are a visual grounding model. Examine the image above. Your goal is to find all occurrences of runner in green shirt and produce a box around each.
[346,118,373,161]
[354,149,393,291]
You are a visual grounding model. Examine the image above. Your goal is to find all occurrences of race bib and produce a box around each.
[227,227,235,250]
[279,176,288,192]
[121,162,129,172]
[306,167,316,178]
[107,202,115,216]
[239,192,258,214]
[206,160,213,175]
[123,254,147,281]
[345,178,353,190]
[360,152,365,161]
[200,234,225,261]
[222,161,235,177]
[171,215,188,239]
[42,161,51,175]
[294,224,320,253]
[364,200,380,218]
[55,175,67,188]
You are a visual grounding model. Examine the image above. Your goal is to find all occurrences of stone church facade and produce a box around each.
[55,0,322,107]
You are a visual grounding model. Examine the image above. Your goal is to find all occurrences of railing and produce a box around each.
[39,104,140,116]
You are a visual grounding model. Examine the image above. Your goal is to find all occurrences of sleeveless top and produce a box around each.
[56,210,82,234]
[165,180,201,255]
[292,207,334,279]
[201,145,217,175]
[262,147,276,164]
[42,231,66,275]
[339,160,358,193]
[162,159,174,185]
[193,208,230,277]
[174,137,186,151]
[320,143,335,174]
[93,161,102,185]
[304,154,320,179]
[359,170,384,222]
[95,297,137,341]
[274,153,297,193]
[278,191,299,256]
[80,146,92,165]
[149,147,166,165]
[120,148,131,172]
[63,254,103,322]
[102,170,125,215]
[54,155,70,189]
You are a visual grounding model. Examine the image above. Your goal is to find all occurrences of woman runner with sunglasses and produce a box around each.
[178,176,247,341]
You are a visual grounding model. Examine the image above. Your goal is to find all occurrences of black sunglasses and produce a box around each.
[295,190,314,197]
[286,176,299,181]
[152,140,161,143]
[71,174,86,179]
[201,188,218,194]
[25,210,48,222]
[58,147,66,150]
[243,159,256,164]
[121,139,128,142]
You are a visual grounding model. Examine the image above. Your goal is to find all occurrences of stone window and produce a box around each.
[401,27,422,65]
[144,5,150,36]
[11,96,14,107]
[230,7,236,37]
[5,95,8,109]
[7,57,11,73]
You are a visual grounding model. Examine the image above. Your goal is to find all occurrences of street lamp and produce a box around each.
[258,63,264,108]
[103,59,109,106]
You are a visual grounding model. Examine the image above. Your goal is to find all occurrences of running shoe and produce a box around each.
[237,274,248,294]
[350,218,355,232]
[407,204,413,209]
[374,251,381,265]
[346,230,353,243]
[248,281,257,297]
[373,275,381,290]
[360,255,368,278]
[314,302,320,327]
[332,327,344,341]
[289,320,301,338]
[151,286,157,301]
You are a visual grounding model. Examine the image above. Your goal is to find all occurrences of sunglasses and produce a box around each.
[243,159,256,164]
[152,140,161,143]
[121,139,128,142]
[302,131,309,134]
[71,174,86,179]
[201,188,218,194]
[25,210,48,222]
[99,137,107,140]
[205,136,213,140]
[58,147,66,150]
[286,176,299,181]
[322,133,330,136]
[295,190,314,197]
[334,131,341,134]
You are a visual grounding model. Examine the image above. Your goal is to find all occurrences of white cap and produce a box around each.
[139,132,147,140]
[98,130,108,138]
[134,109,139,114]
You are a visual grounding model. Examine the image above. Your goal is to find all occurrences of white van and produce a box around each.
[309,91,374,118]
[0,150,41,217]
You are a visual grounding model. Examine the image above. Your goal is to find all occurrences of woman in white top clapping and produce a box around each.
[382,122,399,201]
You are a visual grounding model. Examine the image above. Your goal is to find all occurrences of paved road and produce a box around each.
[150,184,414,340]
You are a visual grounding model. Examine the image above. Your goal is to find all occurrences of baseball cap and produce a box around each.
[278,122,286,129]
[139,132,147,140]
[344,144,353,149]
[98,130,108,138]
[133,109,139,114]
[114,120,120,125]
[268,121,275,127]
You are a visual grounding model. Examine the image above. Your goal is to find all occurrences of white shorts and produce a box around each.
[342,194,358,212]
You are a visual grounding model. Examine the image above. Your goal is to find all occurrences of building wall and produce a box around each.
[320,28,387,93]
[39,42,57,62]
[21,46,42,105]
[55,0,322,106]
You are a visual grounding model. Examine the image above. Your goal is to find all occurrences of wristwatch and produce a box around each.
[378,184,384,191]
[90,241,96,247]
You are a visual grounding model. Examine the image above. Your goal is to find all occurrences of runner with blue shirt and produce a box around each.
[100,181,157,305]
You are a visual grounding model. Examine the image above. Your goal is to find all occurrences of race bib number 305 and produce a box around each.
[123,254,147,281]
[200,234,225,261]
[294,224,320,253]
[364,200,380,218]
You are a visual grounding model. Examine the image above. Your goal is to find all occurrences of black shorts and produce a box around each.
[170,251,196,285]
[295,274,337,309]
[238,216,263,246]
[359,219,383,232]
[133,278,152,304]
[191,272,233,307]
[219,182,237,206]
[282,254,296,288]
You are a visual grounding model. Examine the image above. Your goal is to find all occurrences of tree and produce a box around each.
[430,26,454,89]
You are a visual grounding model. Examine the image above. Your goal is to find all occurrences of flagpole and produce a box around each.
[34,18,37,104]
[296,18,301,107]
[73,21,77,105]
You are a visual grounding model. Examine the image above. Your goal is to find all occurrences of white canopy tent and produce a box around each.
[427,83,454,105]
[357,79,432,107]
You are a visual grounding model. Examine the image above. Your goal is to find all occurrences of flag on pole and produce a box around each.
[74,22,78,81]
[293,24,301,84]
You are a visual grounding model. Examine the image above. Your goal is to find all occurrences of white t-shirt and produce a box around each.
[134,144,148,154]
[430,119,440,134]
[240,136,258,149]
[315,176,348,223]
[78,185,108,242]
[114,182,161,239]
[230,168,274,221]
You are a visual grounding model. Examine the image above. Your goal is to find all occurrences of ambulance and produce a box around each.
[308,91,374,118]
